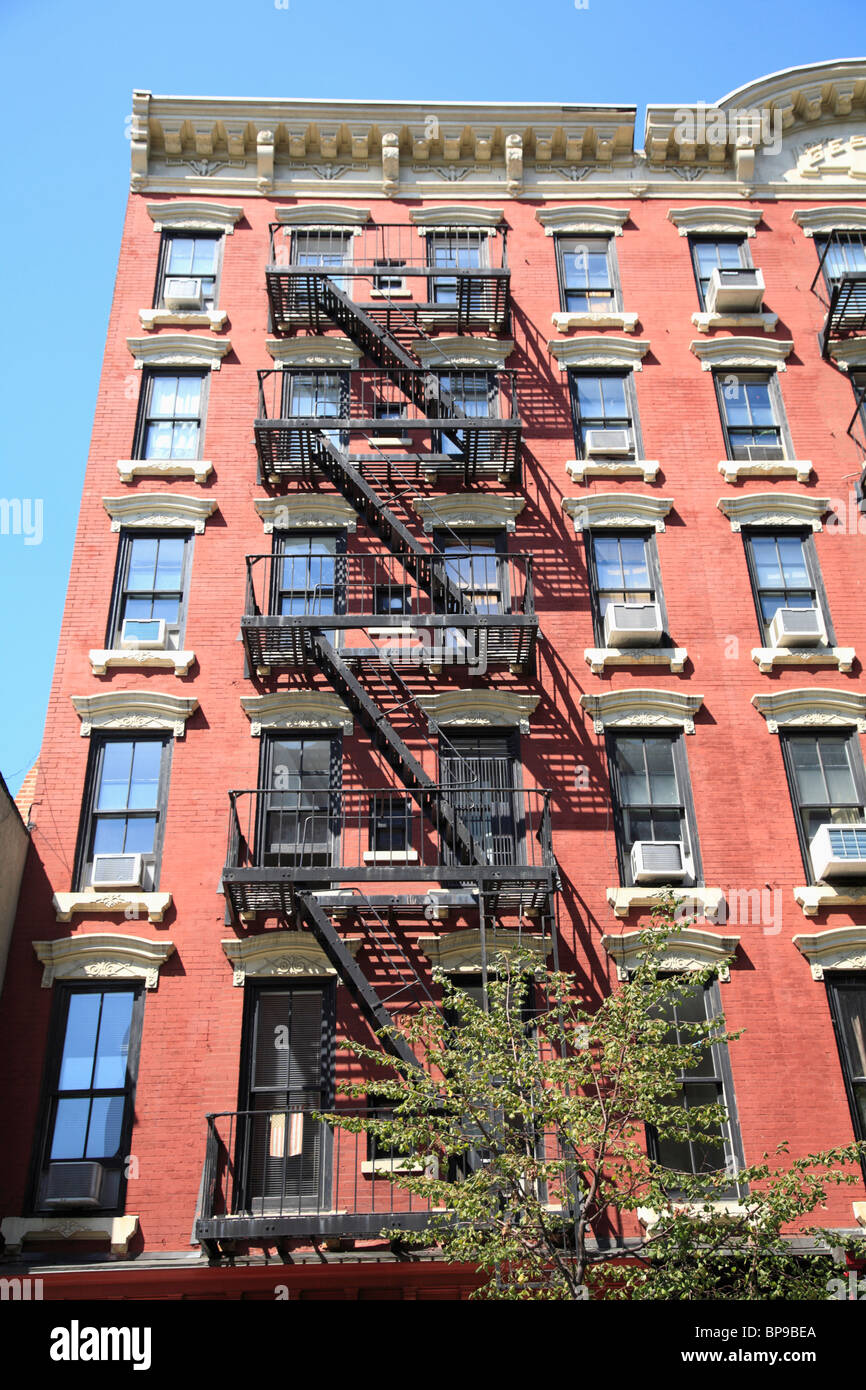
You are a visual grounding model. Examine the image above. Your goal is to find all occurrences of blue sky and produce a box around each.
[0,0,863,795]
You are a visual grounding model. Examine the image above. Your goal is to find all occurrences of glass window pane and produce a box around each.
[173,378,202,417]
[96,742,134,810]
[619,536,650,589]
[790,740,826,805]
[153,538,185,590]
[776,536,809,587]
[92,819,127,854]
[616,739,648,805]
[751,536,782,588]
[167,239,194,274]
[576,376,603,418]
[820,741,858,804]
[744,381,775,425]
[128,742,162,809]
[191,239,218,275]
[50,1097,90,1159]
[599,377,627,416]
[723,381,751,426]
[85,1096,126,1159]
[837,990,866,1078]
[149,377,179,417]
[92,994,134,1089]
[645,741,679,806]
[144,421,174,459]
[122,816,158,853]
[168,421,199,458]
[127,538,158,591]
[58,993,101,1090]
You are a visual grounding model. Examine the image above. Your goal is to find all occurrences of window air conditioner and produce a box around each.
[163,276,203,310]
[809,823,866,881]
[737,443,785,462]
[43,1161,105,1208]
[705,266,765,314]
[604,601,663,647]
[583,428,632,457]
[768,607,825,648]
[631,840,686,883]
[91,853,143,889]
[121,617,167,650]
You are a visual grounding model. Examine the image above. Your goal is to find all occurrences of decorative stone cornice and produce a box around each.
[751,646,855,675]
[584,647,688,675]
[102,493,218,533]
[146,200,244,232]
[127,334,232,371]
[70,691,199,738]
[668,206,763,237]
[718,457,812,484]
[536,206,630,236]
[52,892,172,925]
[415,690,540,734]
[254,496,358,533]
[411,494,525,533]
[828,339,866,373]
[409,206,503,229]
[417,928,548,972]
[139,307,228,331]
[794,885,866,920]
[0,1215,140,1257]
[793,926,866,978]
[548,336,650,371]
[792,207,866,236]
[222,932,361,985]
[566,458,660,485]
[411,336,514,368]
[265,336,362,367]
[717,493,829,532]
[563,493,673,533]
[240,692,353,736]
[33,934,175,989]
[117,458,213,484]
[552,310,640,333]
[581,688,704,734]
[751,688,866,733]
[275,204,370,226]
[690,337,793,371]
[601,927,739,980]
[89,648,195,677]
[692,310,778,335]
[605,887,725,922]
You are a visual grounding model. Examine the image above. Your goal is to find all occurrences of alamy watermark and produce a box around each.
[0,498,43,546]
[672,102,782,157]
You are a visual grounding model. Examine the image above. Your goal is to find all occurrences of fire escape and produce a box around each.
[812,229,866,360]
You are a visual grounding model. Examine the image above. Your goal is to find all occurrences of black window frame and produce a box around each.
[814,232,866,294]
[74,734,173,892]
[554,234,623,314]
[568,368,644,461]
[742,526,835,646]
[688,234,752,310]
[606,731,702,888]
[779,731,866,884]
[133,368,209,462]
[712,369,793,462]
[268,528,348,624]
[256,731,343,873]
[438,729,523,869]
[425,230,488,305]
[584,527,669,647]
[153,231,223,312]
[105,528,194,651]
[432,527,510,617]
[432,369,498,460]
[29,981,146,1215]
[825,973,866,1183]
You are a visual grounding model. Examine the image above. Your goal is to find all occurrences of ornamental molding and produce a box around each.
[139,307,227,332]
[548,336,651,371]
[668,206,763,236]
[411,494,525,533]
[411,336,514,368]
[552,310,640,333]
[146,200,243,232]
[52,892,172,925]
[0,1215,140,1257]
[275,204,370,226]
[70,691,199,738]
[566,458,660,485]
[716,493,829,532]
[751,688,866,733]
[102,493,218,533]
[536,205,630,236]
[584,646,688,675]
[563,493,673,533]
[605,887,725,922]
[117,458,213,484]
[409,205,503,228]
[692,310,778,334]
[266,336,362,367]
[33,934,175,990]
[580,688,704,734]
[254,496,358,533]
[89,649,195,677]
[718,457,812,484]
[828,339,866,372]
[793,926,866,978]
[417,928,548,973]
[690,337,793,371]
[601,928,740,980]
[792,206,866,236]
[222,932,361,985]
[415,690,540,734]
[127,335,232,371]
[794,885,866,919]
[240,692,354,736]
[751,646,855,675]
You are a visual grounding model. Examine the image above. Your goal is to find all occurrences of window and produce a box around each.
[426,231,487,305]
[607,734,700,886]
[155,233,221,310]
[569,371,640,460]
[815,232,866,291]
[433,530,507,616]
[646,979,742,1193]
[107,531,191,651]
[283,370,348,451]
[136,371,206,461]
[743,529,832,645]
[257,734,341,871]
[780,733,866,880]
[368,794,411,854]
[555,236,619,313]
[271,531,346,620]
[371,401,410,445]
[586,530,667,646]
[374,584,410,615]
[689,236,750,310]
[439,732,520,867]
[826,975,866,1181]
[436,372,495,459]
[291,229,352,293]
[714,371,789,461]
[33,984,144,1212]
[372,258,407,294]
[77,737,171,891]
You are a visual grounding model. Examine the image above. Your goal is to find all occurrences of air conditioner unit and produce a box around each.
[736,443,785,462]
[604,601,663,648]
[705,266,765,313]
[809,823,866,881]
[631,840,686,883]
[768,607,825,648]
[120,617,167,650]
[91,853,143,889]
[583,428,632,457]
[163,276,203,310]
[43,1161,105,1208]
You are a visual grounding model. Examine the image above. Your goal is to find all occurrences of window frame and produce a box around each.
[742,526,836,647]
[74,735,173,892]
[779,730,866,883]
[814,232,866,294]
[825,973,866,1183]
[568,368,645,461]
[554,234,622,314]
[605,731,702,888]
[712,369,794,462]
[256,731,343,872]
[153,231,223,311]
[133,368,209,462]
[584,527,669,647]
[105,529,194,651]
[688,235,752,311]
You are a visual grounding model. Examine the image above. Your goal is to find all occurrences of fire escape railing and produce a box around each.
[809,231,866,358]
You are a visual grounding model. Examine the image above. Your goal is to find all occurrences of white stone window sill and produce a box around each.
[552,311,640,333]
[89,649,195,677]
[718,458,812,484]
[585,646,687,675]
[606,886,725,922]
[369,288,411,298]
[53,890,172,924]
[139,308,227,331]
[362,850,419,864]
[0,1215,139,1256]
[794,884,866,918]
[367,436,412,447]
[752,645,854,674]
[638,1202,747,1228]
[118,458,213,484]
[567,458,659,484]
[361,1158,437,1176]
[692,310,778,335]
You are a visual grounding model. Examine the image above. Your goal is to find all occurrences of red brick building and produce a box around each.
[2,59,866,1300]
